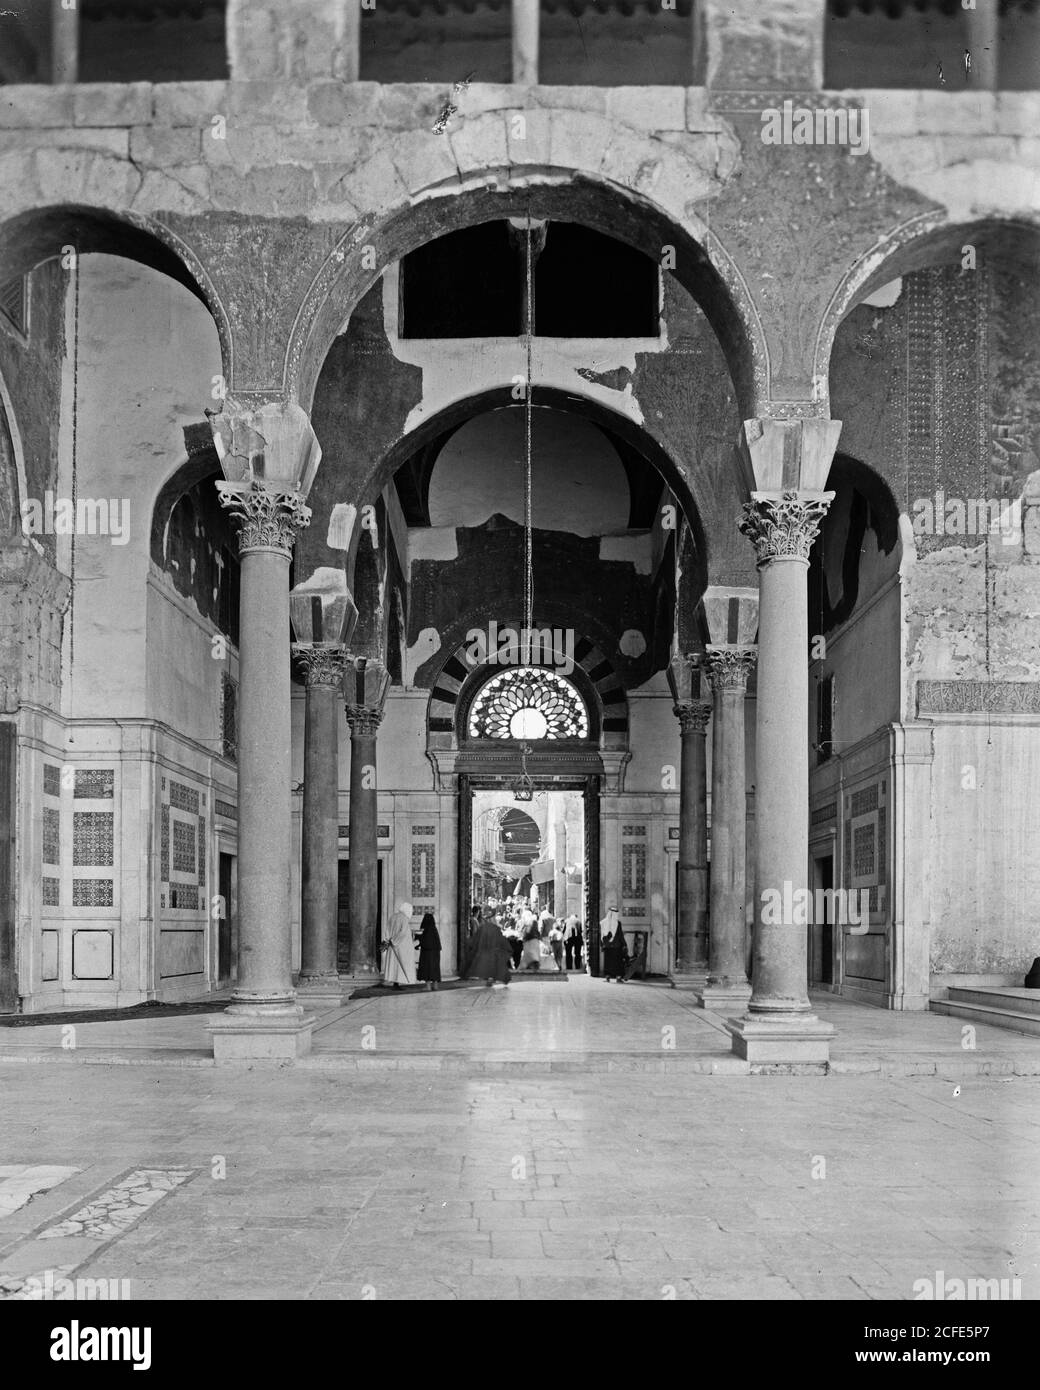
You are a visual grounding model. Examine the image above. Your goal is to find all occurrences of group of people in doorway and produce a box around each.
[461,903,584,986]
[473,903,585,973]
[378,900,631,991]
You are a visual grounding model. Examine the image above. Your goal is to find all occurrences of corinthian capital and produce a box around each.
[739,490,833,566]
[674,701,712,735]
[217,480,311,558]
[705,645,757,692]
[345,707,383,737]
[293,646,347,688]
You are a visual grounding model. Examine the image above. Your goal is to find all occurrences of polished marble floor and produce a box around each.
[0,977,1038,1300]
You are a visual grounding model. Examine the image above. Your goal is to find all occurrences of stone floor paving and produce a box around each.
[0,977,1038,1300]
[2,974,1040,1075]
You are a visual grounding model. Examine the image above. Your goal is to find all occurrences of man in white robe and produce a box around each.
[382,901,418,987]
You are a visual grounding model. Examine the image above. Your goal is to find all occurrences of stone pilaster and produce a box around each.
[673,699,712,976]
[206,421,318,1059]
[727,487,836,1067]
[698,646,756,1011]
[294,646,347,1005]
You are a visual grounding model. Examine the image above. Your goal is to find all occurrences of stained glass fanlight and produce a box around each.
[469,668,589,741]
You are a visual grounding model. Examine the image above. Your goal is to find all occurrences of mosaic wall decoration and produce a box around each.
[811,802,837,827]
[159,775,207,914]
[850,785,878,818]
[72,880,114,907]
[411,840,436,900]
[42,809,60,866]
[215,799,237,820]
[621,825,647,836]
[42,877,59,906]
[74,769,114,799]
[72,812,113,867]
[169,780,199,815]
[43,764,60,798]
[172,820,196,876]
[160,805,169,881]
[221,673,238,762]
[169,886,201,910]
[853,824,876,879]
[413,825,436,836]
[621,842,647,902]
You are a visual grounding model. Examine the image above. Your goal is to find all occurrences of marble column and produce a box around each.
[674,700,711,975]
[208,480,315,1061]
[512,0,540,83]
[51,0,79,83]
[727,490,835,1065]
[344,704,382,982]
[295,648,347,1004]
[698,646,756,1010]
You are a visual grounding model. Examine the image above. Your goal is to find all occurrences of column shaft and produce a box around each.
[752,554,811,1013]
[512,0,539,83]
[51,0,79,83]
[699,648,755,1007]
[235,545,295,1007]
[347,721,380,978]
[299,676,341,985]
[675,702,710,974]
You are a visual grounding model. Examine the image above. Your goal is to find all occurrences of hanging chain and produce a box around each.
[523,210,534,647]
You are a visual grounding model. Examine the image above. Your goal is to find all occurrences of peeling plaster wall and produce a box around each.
[929,722,1040,975]
[62,255,221,727]
[0,260,65,561]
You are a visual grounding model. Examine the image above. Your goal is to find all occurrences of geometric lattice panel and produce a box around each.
[72,812,113,867]
[74,768,114,799]
[42,808,60,866]
[72,879,114,907]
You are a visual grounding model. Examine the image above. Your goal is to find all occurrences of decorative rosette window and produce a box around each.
[468,669,589,741]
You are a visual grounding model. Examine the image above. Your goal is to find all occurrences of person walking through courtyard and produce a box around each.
[550,920,565,971]
[416,911,442,990]
[565,913,583,971]
[521,915,543,971]
[463,912,512,986]
[382,901,418,988]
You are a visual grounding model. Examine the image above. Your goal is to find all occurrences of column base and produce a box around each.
[697,981,752,1010]
[670,970,709,991]
[338,970,385,994]
[208,1007,316,1063]
[294,975,345,1007]
[726,1013,835,1068]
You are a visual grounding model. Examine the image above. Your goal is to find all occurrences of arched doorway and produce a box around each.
[449,656,610,977]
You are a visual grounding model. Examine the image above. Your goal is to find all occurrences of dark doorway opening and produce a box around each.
[809,854,835,987]
[217,852,234,984]
[337,858,384,973]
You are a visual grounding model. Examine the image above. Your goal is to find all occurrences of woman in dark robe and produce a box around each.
[416,911,442,990]
[463,914,512,986]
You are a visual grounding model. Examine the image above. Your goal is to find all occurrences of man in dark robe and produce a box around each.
[463,914,512,986]
[416,912,442,990]
[601,925,630,982]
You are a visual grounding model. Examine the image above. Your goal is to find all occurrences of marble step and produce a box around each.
[931,996,1040,1038]
[945,985,1040,1015]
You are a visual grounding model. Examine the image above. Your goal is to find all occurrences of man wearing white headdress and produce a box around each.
[382,901,418,988]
